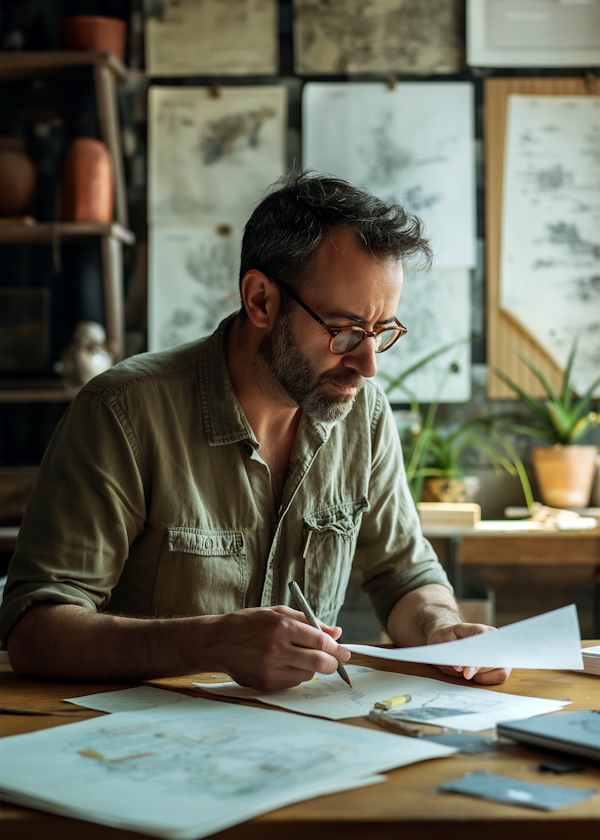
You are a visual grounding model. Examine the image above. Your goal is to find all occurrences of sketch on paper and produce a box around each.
[149,86,286,225]
[148,226,242,352]
[500,96,600,396]
[145,0,278,76]
[303,82,476,268]
[395,691,515,724]
[375,270,471,404]
[294,0,464,75]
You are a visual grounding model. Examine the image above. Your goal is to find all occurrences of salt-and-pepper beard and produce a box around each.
[256,306,365,423]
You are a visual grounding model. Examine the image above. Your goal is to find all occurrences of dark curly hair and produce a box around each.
[238,170,432,319]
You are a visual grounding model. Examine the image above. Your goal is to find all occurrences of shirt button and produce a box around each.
[244,444,253,455]
[205,539,213,549]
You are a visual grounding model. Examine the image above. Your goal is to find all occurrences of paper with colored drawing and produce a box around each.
[344,606,583,670]
[196,665,568,731]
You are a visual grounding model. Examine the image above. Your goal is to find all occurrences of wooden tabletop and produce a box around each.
[1,646,599,840]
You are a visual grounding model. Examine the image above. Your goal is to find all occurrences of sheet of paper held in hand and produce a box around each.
[344,606,583,670]
[196,665,568,731]
[0,698,455,840]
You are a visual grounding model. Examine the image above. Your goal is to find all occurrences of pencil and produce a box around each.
[288,579,352,688]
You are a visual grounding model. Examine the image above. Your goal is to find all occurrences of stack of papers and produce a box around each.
[0,697,455,840]
[580,646,600,676]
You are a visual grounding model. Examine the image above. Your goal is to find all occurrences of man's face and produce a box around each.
[256,227,403,423]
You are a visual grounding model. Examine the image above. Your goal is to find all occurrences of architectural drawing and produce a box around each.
[303,82,476,268]
[145,0,278,76]
[500,96,600,396]
[0,700,454,839]
[395,691,516,723]
[148,226,243,352]
[294,0,464,75]
[375,270,471,404]
[149,86,286,225]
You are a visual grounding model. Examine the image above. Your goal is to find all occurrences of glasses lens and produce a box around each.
[330,330,363,355]
[376,329,402,353]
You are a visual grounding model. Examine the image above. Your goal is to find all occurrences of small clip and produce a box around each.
[208,85,221,99]
[385,76,398,91]
[216,225,231,236]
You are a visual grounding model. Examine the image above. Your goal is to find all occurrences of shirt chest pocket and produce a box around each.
[302,500,368,625]
[152,527,246,618]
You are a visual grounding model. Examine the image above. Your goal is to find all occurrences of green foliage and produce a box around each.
[494,340,600,445]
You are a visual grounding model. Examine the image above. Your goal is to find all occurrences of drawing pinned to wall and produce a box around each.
[145,0,279,76]
[148,86,287,225]
[148,226,242,352]
[303,82,476,268]
[500,95,600,396]
[294,0,464,75]
[375,270,471,403]
[467,0,600,68]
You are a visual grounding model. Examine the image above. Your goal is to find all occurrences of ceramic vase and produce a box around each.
[62,138,113,224]
[532,445,598,509]
[61,16,127,62]
[0,137,36,217]
[421,475,481,504]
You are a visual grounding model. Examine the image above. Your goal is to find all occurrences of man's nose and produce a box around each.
[342,337,378,379]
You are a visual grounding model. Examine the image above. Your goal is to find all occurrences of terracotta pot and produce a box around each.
[62,138,114,224]
[0,137,36,217]
[422,475,481,504]
[61,16,127,62]
[532,445,599,509]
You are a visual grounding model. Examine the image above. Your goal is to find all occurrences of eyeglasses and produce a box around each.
[270,277,407,355]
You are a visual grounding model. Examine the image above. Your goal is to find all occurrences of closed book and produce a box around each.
[498,711,600,762]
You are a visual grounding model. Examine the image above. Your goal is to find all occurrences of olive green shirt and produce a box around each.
[0,316,450,644]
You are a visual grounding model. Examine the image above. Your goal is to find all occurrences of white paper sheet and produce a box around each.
[196,665,568,731]
[344,606,583,670]
[500,95,600,396]
[149,86,287,225]
[0,698,454,840]
[375,269,471,402]
[302,82,476,268]
[64,685,199,714]
[148,225,242,351]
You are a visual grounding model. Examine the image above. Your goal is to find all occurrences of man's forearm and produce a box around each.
[386,584,462,647]
[6,603,221,681]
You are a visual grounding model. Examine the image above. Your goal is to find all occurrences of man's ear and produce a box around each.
[240,271,280,329]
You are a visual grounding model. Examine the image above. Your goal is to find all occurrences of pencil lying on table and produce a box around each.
[288,578,352,688]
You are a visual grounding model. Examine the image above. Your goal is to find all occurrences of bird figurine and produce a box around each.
[55,321,114,386]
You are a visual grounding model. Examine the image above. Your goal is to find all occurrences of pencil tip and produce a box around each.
[345,677,353,687]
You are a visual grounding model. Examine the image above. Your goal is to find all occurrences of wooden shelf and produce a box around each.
[0,381,80,404]
[0,50,128,82]
[0,222,135,246]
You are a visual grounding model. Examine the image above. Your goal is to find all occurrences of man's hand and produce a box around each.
[427,622,511,685]
[208,605,351,692]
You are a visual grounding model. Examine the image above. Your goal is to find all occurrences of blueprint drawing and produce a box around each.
[303,82,476,269]
[148,225,242,352]
[149,86,286,225]
[500,95,600,396]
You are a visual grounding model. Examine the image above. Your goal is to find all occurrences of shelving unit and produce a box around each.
[0,51,135,374]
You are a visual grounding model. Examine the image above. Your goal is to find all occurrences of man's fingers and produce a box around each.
[473,667,511,685]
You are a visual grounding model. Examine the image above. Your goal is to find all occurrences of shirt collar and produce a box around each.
[199,314,333,447]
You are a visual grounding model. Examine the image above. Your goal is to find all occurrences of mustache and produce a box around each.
[317,371,365,389]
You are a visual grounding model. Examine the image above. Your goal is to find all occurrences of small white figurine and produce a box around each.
[56,321,114,386]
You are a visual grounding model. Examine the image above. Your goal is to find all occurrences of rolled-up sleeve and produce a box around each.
[0,392,146,645]
[358,389,452,629]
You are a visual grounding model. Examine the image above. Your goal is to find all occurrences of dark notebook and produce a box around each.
[498,711,600,761]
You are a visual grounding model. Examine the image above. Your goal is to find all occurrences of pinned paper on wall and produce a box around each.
[294,0,464,76]
[303,82,476,269]
[145,0,278,77]
[148,225,242,352]
[149,86,287,225]
[499,95,600,396]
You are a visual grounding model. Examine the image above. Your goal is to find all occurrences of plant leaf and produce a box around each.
[562,338,578,409]
[514,349,561,403]
[493,368,551,425]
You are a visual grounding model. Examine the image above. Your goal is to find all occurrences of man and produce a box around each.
[1,172,510,688]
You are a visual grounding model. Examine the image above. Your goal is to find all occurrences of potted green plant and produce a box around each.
[494,341,600,509]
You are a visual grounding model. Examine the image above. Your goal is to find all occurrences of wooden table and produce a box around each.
[422,525,600,634]
[1,647,599,840]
